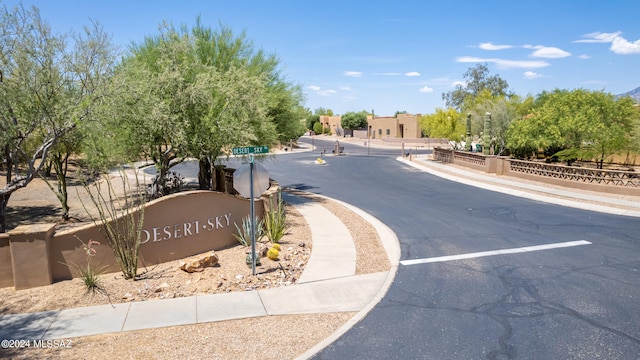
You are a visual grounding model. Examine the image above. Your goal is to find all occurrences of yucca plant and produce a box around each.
[264,190,288,244]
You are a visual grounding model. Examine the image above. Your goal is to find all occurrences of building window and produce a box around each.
[386,129,390,136]
[378,129,382,135]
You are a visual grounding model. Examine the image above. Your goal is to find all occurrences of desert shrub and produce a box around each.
[264,190,288,244]
[80,169,146,280]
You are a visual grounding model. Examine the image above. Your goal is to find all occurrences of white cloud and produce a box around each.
[479,42,514,50]
[523,71,542,79]
[574,31,622,43]
[343,71,363,77]
[611,36,640,54]
[577,54,591,59]
[405,71,421,77]
[452,81,466,87]
[307,85,321,91]
[455,56,550,69]
[530,46,571,59]
[419,86,433,93]
[317,89,337,96]
[339,86,352,91]
[574,31,640,55]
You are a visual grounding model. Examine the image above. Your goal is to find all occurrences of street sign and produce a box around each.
[233,162,270,199]
[231,150,270,276]
[232,146,269,156]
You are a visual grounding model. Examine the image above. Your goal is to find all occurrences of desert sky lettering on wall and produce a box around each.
[140,213,232,244]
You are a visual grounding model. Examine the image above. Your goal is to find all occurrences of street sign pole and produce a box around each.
[232,146,269,276]
[249,154,256,275]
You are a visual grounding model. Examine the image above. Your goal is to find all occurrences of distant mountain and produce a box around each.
[618,86,640,103]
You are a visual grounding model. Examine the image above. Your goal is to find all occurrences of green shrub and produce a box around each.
[312,121,323,135]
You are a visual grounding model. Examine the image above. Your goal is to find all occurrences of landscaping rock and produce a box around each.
[179,251,219,273]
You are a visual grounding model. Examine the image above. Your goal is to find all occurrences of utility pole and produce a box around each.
[368,109,374,156]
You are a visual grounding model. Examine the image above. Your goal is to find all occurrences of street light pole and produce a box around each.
[369,109,374,157]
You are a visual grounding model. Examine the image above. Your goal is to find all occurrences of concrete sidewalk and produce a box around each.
[0,193,400,348]
[401,155,640,218]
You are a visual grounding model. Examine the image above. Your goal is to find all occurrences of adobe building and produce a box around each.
[368,113,422,139]
[319,115,343,136]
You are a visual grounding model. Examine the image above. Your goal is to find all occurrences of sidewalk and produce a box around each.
[0,193,400,355]
[401,155,640,218]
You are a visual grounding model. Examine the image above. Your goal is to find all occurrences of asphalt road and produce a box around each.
[230,137,640,360]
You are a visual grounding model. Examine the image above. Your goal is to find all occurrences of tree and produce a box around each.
[313,107,334,116]
[99,20,300,194]
[506,89,637,167]
[42,22,117,220]
[99,28,196,196]
[341,111,368,130]
[266,82,307,144]
[306,114,320,131]
[442,63,511,111]
[419,108,465,147]
[467,91,525,155]
[0,4,114,231]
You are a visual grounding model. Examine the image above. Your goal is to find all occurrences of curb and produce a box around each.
[294,193,401,360]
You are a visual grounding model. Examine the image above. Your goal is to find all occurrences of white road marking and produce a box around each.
[400,240,592,266]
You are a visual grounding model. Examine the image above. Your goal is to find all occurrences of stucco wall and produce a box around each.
[2,190,268,289]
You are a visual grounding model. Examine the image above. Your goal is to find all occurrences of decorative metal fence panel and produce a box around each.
[508,159,639,188]
[433,148,639,188]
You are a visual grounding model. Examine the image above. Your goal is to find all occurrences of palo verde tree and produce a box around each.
[0,4,115,231]
[506,89,638,167]
[419,108,465,147]
[100,20,297,194]
[188,20,294,190]
[98,27,195,196]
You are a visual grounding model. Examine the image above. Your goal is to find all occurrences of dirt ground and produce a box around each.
[1,166,390,360]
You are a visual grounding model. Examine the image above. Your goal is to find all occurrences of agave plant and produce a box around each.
[233,215,264,247]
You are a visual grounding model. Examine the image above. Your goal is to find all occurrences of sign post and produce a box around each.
[232,146,270,275]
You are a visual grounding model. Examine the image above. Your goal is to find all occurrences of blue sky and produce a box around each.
[4,0,640,116]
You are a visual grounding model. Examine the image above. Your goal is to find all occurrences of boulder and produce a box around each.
[179,251,219,273]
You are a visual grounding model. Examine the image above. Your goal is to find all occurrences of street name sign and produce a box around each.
[232,146,269,156]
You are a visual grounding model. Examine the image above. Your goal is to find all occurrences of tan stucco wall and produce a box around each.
[0,233,14,288]
[368,114,421,139]
[320,115,342,133]
[9,224,56,290]
[2,190,268,289]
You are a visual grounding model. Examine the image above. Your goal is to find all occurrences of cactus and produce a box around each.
[267,247,279,260]
[246,253,261,267]
[271,243,281,251]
